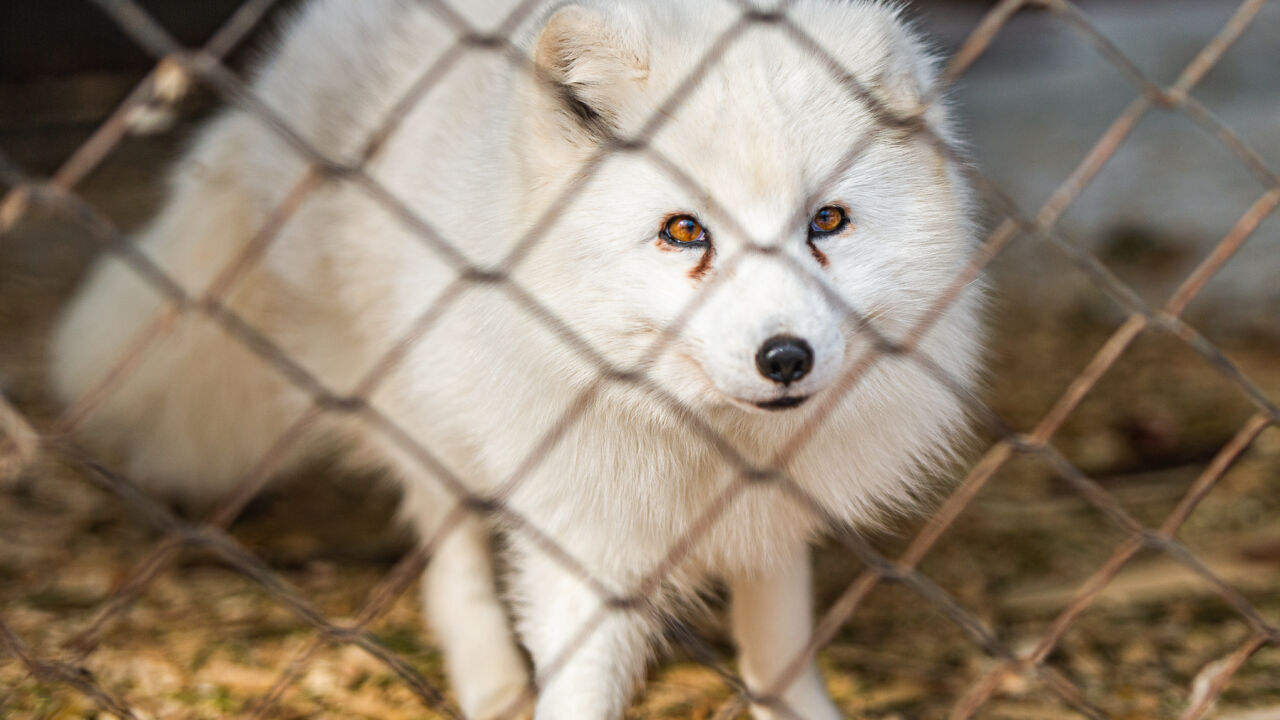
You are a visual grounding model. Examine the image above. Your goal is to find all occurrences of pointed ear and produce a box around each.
[532,5,649,137]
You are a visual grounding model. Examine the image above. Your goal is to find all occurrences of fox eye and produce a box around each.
[809,206,849,237]
[661,215,709,247]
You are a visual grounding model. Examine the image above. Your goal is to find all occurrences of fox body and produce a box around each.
[52,1,983,717]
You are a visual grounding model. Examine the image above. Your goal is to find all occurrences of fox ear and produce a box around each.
[872,18,939,123]
[533,5,648,137]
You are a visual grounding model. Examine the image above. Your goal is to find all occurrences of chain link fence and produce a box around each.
[1,0,1277,718]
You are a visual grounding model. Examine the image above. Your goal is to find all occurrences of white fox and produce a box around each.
[52,1,983,717]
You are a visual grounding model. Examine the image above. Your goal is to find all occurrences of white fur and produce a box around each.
[50,1,983,718]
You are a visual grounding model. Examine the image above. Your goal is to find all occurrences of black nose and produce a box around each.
[755,336,813,385]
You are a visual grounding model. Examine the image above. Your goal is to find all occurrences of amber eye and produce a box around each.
[809,206,849,236]
[661,215,709,247]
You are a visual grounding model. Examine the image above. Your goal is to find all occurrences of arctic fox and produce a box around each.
[52,0,983,717]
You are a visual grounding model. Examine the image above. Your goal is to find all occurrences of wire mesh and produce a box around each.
[1,0,1277,718]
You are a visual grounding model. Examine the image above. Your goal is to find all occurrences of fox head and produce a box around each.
[507,0,982,422]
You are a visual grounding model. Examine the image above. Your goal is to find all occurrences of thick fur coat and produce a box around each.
[52,1,983,717]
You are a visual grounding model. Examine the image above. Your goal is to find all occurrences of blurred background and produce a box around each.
[1,1,1278,718]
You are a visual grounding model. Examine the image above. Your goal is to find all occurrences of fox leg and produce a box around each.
[510,547,654,720]
[398,480,533,720]
[730,544,841,720]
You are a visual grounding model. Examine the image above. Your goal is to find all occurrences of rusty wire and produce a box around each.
[1,0,1278,718]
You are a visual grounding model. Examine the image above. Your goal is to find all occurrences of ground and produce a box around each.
[2,109,1279,720]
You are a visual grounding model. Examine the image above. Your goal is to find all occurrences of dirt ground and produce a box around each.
[2,106,1279,719]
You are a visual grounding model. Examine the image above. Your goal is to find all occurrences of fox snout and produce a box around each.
[755,335,813,385]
